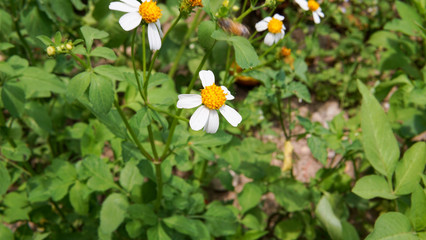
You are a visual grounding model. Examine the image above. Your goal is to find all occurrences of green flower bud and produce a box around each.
[47,46,56,56]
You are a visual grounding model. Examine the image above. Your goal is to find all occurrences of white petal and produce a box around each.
[119,12,142,31]
[264,33,275,46]
[109,2,138,12]
[177,94,202,109]
[219,105,242,127]
[255,20,268,32]
[295,0,309,10]
[155,20,164,38]
[190,106,210,131]
[204,110,219,134]
[120,0,141,8]
[274,32,284,43]
[273,13,285,21]
[221,86,235,100]
[313,12,321,24]
[148,23,162,50]
[199,70,215,88]
[282,23,287,30]
[317,9,325,17]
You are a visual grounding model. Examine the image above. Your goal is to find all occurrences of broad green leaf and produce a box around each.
[0,224,13,240]
[127,204,157,226]
[307,136,327,165]
[0,9,13,39]
[80,26,109,51]
[238,182,263,214]
[358,80,399,178]
[367,31,398,49]
[25,102,53,133]
[315,196,342,240]
[190,130,232,146]
[342,221,360,240]
[286,81,311,103]
[20,2,53,37]
[91,47,117,60]
[270,178,310,212]
[82,155,115,191]
[3,192,31,222]
[0,163,11,195]
[119,160,144,192]
[54,31,62,45]
[94,65,124,81]
[211,29,230,41]
[1,81,25,118]
[294,58,308,82]
[394,142,426,195]
[274,218,303,240]
[147,223,171,240]
[409,186,426,231]
[21,67,66,95]
[230,36,260,69]
[204,202,238,237]
[352,175,397,200]
[50,0,74,23]
[67,71,91,101]
[1,142,31,162]
[395,1,423,26]
[198,21,216,49]
[69,181,91,215]
[89,73,114,114]
[366,212,417,240]
[32,232,50,240]
[36,35,54,47]
[0,42,13,51]
[126,220,144,239]
[100,193,129,234]
[163,215,210,240]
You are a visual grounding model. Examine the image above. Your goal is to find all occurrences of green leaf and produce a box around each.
[230,36,260,69]
[1,81,25,118]
[198,21,216,49]
[91,47,117,60]
[100,193,129,234]
[394,142,426,195]
[0,163,11,195]
[409,186,426,231]
[294,58,308,82]
[67,71,91,101]
[89,73,114,114]
[80,26,109,51]
[82,155,115,191]
[1,142,31,162]
[270,178,310,212]
[342,221,360,240]
[127,204,157,226]
[0,9,13,40]
[119,160,144,192]
[54,31,62,44]
[307,136,327,165]
[352,175,397,200]
[366,212,417,240]
[69,181,91,215]
[0,224,13,240]
[274,218,303,240]
[20,2,52,37]
[50,0,74,23]
[190,131,232,146]
[204,202,238,237]
[286,81,311,103]
[0,42,14,51]
[395,1,423,26]
[21,67,66,95]
[211,29,230,41]
[163,215,210,240]
[36,35,54,47]
[147,223,172,240]
[94,65,124,81]
[315,196,342,240]
[238,182,263,214]
[358,80,400,178]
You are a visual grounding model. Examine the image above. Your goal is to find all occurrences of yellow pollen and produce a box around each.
[308,0,319,11]
[190,0,203,7]
[139,1,162,24]
[201,84,227,110]
[268,18,283,34]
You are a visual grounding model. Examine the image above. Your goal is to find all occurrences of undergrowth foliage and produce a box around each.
[0,0,425,239]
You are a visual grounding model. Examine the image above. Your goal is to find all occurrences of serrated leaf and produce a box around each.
[394,142,426,195]
[307,136,327,165]
[1,81,26,118]
[36,35,54,47]
[366,212,417,240]
[352,175,397,200]
[198,21,216,49]
[270,179,310,212]
[100,193,129,234]
[0,163,11,195]
[67,71,91,101]
[147,223,171,240]
[358,80,399,178]
[409,185,426,231]
[0,224,13,240]
[69,181,91,215]
[238,182,263,214]
[163,215,210,240]
[119,160,144,192]
[204,202,238,237]
[80,26,109,51]
[91,47,117,60]
[230,36,259,69]
[82,155,115,191]
[89,73,114,114]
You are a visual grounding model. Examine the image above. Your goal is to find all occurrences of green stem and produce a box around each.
[276,89,289,139]
[142,25,148,97]
[154,163,163,210]
[50,200,76,232]
[10,0,33,64]
[69,52,90,70]
[1,156,32,176]
[168,10,202,78]
[114,101,153,161]
[147,104,188,122]
[131,29,147,102]
[160,43,216,160]
[147,125,159,160]
[259,37,285,59]
[235,7,253,22]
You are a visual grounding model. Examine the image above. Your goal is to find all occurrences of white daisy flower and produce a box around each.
[255,13,286,46]
[295,0,325,24]
[109,0,164,50]
[177,70,242,134]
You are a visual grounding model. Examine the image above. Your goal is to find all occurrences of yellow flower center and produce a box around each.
[190,0,203,7]
[308,0,319,11]
[268,18,283,34]
[201,84,227,110]
[139,1,162,24]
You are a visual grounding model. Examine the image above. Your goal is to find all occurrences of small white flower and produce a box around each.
[109,0,164,50]
[295,0,324,24]
[255,13,286,46]
[177,70,242,134]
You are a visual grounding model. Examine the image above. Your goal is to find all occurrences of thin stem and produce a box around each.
[168,10,202,78]
[50,200,76,232]
[259,37,285,59]
[154,163,163,210]
[287,97,292,137]
[276,89,289,139]
[241,0,249,13]
[114,101,153,161]
[147,125,159,160]
[160,43,216,160]
[235,7,253,22]
[69,52,90,70]
[10,0,33,64]
[131,29,147,102]
[142,25,148,97]
[147,104,188,122]
[1,156,32,176]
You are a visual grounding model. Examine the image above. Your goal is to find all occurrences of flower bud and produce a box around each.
[47,46,56,56]
[66,42,73,51]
